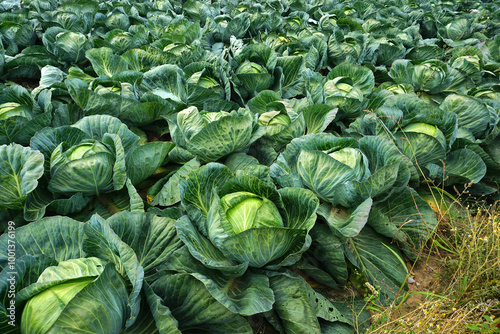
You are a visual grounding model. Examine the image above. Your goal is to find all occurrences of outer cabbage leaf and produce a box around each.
[0,144,44,210]
[151,273,253,333]
[104,211,184,282]
[85,47,129,77]
[83,214,144,327]
[126,142,174,185]
[30,126,88,171]
[426,148,486,186]
[0,216,85,270]
[43,27,92,64]
[268,271,350,334]
[175,216,249,277]
[368,187,437,259]
[0,254,57,331]
[71,115,139,152]
[344,225,408,303]
[162,246,274,316]
[440,94,498,139]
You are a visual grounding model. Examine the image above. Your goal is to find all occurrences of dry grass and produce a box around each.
[368,189,500,333]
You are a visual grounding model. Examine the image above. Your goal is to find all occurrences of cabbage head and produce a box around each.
[269,133,415,208]
[257,108,305,148]
[176,163,319,270]
[168,107,264,162]
[20,258,128,334]
[323,63,374,118]
[259,113,291,137]
[297,143,371,203]
[236,61,268,75]
[396,122,447,167]
[221,191,283,234]
[0,102,32,120]
[48,137,125,196]
[0,85,51,145]
[235,60,273,96]
[401,122,447,149]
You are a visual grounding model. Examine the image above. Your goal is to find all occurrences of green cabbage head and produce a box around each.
[324,77,365,118]
[67,141,111,160]
[220,191,283,234]
[294,136,371,203]
[48,137,125,196]
[177,163,319,269]
[20,258,128,334]
[22,277,96,333]
[236,61,268,75]
[168,107,264,162]
[235,60,273,96]
[395,121,448,167]
[401,122,447,148]
[0,102,32,120]
[259,113,291,137]
[324,77,363,101]
[257,107,305,149]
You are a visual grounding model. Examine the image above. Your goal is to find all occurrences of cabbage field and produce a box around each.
[1,0,500,333]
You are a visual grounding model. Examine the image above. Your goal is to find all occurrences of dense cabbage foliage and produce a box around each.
[1,0,499,333]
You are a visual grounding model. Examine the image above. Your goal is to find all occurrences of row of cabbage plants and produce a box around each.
[1,0,499,333]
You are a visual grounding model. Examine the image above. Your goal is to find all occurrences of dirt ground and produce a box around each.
[403,254,445,312]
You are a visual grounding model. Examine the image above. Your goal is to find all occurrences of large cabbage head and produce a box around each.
[261,134,373,204]
[48,139,121,196]
[324,77,364,102]
[414,61,452,93]
[297,143,370,202]
[235,60,273,96]
[257,107,305,149]
[395,121,447,167]
[323,63,374,118]
[259,112,291,137]
[23,277,96,333]
[0,85,47,144]
[185,62,225,98]
[401,122,447,148]
[236,61,268,75]
[328,147,367,173]
[168,107,264,162]
[177,163,319,269]
[20,258,128,334]
[389,60,454,95]
[220,191,283,234]
[0,102,32,120]
[271,134,415,208]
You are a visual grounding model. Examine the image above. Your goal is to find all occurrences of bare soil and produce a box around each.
[403,254,445,312]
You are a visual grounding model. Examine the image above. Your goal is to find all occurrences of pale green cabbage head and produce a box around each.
[402,122,447,148]
[0,102,31,120]
[236,61,268,75]
[22,277,95,334]
[220,191,283,234]
[328,147,363,169]
[67,142,111,161]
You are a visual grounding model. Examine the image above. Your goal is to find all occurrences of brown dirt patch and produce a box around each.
[402,254,445,312]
